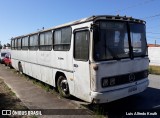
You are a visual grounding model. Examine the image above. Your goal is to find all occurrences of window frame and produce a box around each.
[39,30,53,51]
[129,22,148,57]
[73,29,90,61]
[53,27,72,51]
[17,38,22,50]
[14,39,18,50]
[29,34,39,50]
[22,36,29,50]
[93,20,130,61]
[11,39,15,50]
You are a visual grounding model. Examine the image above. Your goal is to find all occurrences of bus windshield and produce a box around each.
[130,23,147,57]
[93,21,147,61]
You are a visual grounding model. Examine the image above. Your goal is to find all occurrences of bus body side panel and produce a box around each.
[71,22,92,102]
[11,50,19,70]
[23,62,32,76]
[11,45,75,96]
[11,58,18,70]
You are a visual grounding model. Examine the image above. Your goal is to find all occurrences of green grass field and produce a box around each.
[149,65,160,75]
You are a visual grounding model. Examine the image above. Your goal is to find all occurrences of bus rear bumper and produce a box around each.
[91,79,149,103]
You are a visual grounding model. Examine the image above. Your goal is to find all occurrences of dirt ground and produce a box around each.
[0,77,27,110]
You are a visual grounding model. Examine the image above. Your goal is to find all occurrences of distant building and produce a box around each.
[148,44,160,47]
[148,45,160,66]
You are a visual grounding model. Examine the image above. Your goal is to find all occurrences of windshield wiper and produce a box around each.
[140,54,146,58]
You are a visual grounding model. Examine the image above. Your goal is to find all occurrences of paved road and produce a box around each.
[0,64,160,118]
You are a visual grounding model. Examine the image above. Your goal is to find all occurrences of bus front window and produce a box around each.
[130,23,147,57]
[94,21,129,61]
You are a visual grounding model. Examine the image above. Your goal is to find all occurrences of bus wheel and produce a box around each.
[57,76,70,98]
[18,63,23,74]
[9,63,12,69]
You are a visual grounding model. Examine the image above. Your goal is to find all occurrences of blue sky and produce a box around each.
[0,0,160,45]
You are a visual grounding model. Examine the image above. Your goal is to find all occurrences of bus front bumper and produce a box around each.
[91,79,149,103]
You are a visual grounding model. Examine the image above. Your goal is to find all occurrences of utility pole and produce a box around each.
[155,40,156,46]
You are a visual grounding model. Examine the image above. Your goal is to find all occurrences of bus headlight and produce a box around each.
[110,78,115,86]
[102,78,116,87]
[102,79,109,87]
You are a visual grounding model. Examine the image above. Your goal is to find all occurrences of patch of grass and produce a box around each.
[7,65,56,94]
[85,104,106,118]
[44,84,50,92]
[29,77,54,93]
[94,107,105,118]
[149,65,160,75]
[30,116,38,118]
[10,91,16,96]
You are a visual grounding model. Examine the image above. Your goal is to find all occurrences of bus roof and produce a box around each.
[11,15,145,39]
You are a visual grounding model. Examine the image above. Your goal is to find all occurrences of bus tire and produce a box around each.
[9,63,12,69]
[57,76,70,98]
[18,62,23,74]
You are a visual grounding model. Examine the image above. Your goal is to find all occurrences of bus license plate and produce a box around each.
[128,86,137,93]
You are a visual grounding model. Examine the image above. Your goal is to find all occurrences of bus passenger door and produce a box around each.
[73,30,91,101]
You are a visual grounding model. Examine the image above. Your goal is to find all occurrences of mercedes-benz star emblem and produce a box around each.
[129,73,135,82]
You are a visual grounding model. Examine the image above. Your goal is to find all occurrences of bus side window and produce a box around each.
[74,30,89,61]
[15,39,18,50]
[40,31,52,51]
[53,27,72,51]
[17,38,22,50]
[22,37,29,50]
[29,34,38,50]
[11,39,15,50]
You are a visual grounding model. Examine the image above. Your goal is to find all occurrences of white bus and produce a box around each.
[11,15,149,103]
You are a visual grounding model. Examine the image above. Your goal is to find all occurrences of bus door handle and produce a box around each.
[74,64,78,68]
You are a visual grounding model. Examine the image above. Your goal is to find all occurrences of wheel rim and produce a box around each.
[57,76,70,97]
[60,79,68,93]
